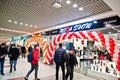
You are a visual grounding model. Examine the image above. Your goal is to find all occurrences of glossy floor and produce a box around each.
[0,58,97,80]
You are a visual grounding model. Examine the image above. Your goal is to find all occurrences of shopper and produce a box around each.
[21,46,26,58]
[28,45,33,53]
[65,48,78,80]
[17,45,22,58]
[24,44,40,80]
[54,43,67,80]
[8,44,20,73]
[0,43,7,75]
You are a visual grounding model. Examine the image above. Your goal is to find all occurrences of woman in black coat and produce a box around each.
[65,48,78,80]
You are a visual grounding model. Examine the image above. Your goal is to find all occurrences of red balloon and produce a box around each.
[118,77,120,80]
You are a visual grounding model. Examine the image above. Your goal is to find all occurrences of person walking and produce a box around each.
[54,43,67,80]
[65,48,78,80]
[28,45,33,53]
[0,43,7,75]
[8,44,20,73]
[21,46,26,58]
[24,44,40,80]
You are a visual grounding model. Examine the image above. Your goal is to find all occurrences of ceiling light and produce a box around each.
[30,25,33,27]
[118,31,120,33]
[8,20,12,23]
[14,21,17,24]
[53,2,62,8]
[112,27,114,28]
[66,0,71,4]
[73,4,78,8]
[78,7,84,11]
[20,22,23,25]
[25,24,28,26]
[34,26,38,28]
[93,21,97,24]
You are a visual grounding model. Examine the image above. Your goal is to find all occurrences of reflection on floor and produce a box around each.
[0,58,97,80]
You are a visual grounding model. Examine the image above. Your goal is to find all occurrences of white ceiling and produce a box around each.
[0,0,113,42]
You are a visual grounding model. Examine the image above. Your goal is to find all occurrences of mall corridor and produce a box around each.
[0,58,97,80]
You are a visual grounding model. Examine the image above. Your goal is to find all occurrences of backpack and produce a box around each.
[27,52,33,63]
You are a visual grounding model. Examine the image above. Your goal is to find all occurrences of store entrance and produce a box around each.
[45,31,120,79]
[55,38,118,79]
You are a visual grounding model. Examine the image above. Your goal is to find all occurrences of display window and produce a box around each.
[72,38,120,77]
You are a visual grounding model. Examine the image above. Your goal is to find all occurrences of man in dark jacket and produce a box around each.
[54,43,67,80]
[65,48,78,80]
[0,43,7,75]
[8,44,20,73]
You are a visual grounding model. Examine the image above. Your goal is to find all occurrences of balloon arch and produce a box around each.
[45,31,120,72]
[25,36,48,63]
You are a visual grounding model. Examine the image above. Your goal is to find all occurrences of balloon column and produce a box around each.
[25,36,48,63]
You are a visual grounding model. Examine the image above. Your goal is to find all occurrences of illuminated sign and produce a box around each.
[59,22,93,33]
[51,16,120,35]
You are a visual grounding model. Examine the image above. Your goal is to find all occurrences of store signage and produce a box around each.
[51,16,120,35]
[59,22,92,33]
[12,36,22,41]
[12,35,31,41]
[37,16,120,36]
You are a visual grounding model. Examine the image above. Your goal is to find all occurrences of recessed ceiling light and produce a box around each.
[73,4,78,8]
[14,21,17,24]
[34,26,38,28]
[25,24,28,26]
[20,22,23,25]
[53,2,62,8]
[66,0,71,4]
[78,7,84,11]
[112,27,114,28]
[30,25,33,27]
[118,31,120,32]
[8,20,12,23]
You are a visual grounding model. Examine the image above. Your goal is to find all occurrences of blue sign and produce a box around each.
[42,16,120,35]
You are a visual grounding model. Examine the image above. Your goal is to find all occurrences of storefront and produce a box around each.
[11,35,31,46]
[38,16,120,79]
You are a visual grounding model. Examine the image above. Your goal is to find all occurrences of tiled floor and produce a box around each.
[0,58,97,80]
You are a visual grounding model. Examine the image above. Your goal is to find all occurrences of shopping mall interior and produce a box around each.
[0,0,120,80]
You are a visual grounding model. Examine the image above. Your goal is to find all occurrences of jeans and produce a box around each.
[26,63,38,79]
[10,60,17,72]
[0,59,5,74]
[65,65,74,80]
[56,64,65,80]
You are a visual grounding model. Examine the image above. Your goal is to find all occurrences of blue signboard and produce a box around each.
[51,16,120,35]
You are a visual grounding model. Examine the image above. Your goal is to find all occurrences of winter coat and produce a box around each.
[66,53,78,66]
[31,48,39,64]
[54,48,66,64]
[9,47,20,60]
[0,47,7,60]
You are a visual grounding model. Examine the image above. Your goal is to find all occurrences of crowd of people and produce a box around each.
[0,43,26,75]
[0,42,78,80]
